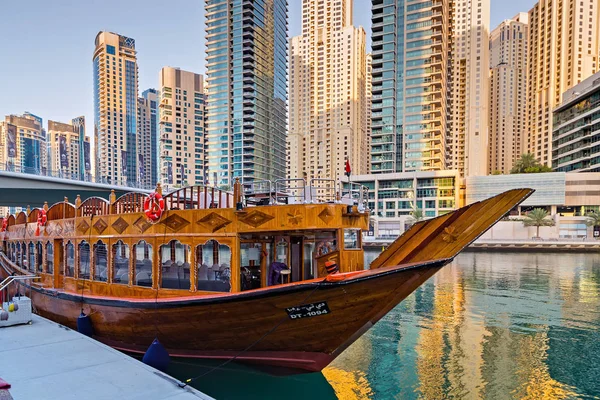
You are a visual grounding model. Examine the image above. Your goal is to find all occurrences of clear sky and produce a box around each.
[0,0,536,134]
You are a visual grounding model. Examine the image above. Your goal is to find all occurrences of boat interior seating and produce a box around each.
[161,260,191,289]
[197,263,231,292]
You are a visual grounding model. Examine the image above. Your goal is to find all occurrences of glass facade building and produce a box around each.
[205,0,288,187]
[552,72,600,172]
[93,32,139,186]
[0,113,45,174]
[352,170,459,238]
[370,0,449,174]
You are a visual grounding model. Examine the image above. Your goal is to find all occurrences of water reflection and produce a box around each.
[171,252,600,399]
[327,252,600,399]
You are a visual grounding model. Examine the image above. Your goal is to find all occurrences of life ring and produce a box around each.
[144,192,165,222]
[35,209,47,236]
[0,217,7,232]
[37,209,47,227]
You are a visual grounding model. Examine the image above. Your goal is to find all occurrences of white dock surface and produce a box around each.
[1,315,213,400]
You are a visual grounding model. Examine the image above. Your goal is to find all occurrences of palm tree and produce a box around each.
[408,208,424,224]
[511,153,538,174]
[523,208,555,238]
[585,212,600,239]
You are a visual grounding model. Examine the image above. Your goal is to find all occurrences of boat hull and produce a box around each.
[0,258,447,372]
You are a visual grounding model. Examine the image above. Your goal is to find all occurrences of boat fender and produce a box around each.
[8,302,17,312]
[77,311,94,337]
[142,338,170,372]
[0,309,8,321]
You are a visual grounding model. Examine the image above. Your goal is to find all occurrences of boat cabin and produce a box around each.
[0,179,369,298]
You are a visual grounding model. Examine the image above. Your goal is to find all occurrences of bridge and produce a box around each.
[0,170,151,208]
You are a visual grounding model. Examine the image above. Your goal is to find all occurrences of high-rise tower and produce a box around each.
[527,0,600,166]
[48,117,91,180]
[287,0,368,182]
[488,13,528,174]
[138,89,158,186]
[370,0,451,173]
[447,0,491,177]
[205,0,288,187]
[93,31,139,186]
[0,113,45,174]
[159,67,207,189]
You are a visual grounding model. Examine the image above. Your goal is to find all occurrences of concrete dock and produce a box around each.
[1,315,213,400]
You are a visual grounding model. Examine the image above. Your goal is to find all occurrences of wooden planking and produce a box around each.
[370,189,533,268]
[368,212,455,270]
[0,256,447,371]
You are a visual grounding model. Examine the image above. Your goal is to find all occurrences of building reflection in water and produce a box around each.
[327,252,600,399]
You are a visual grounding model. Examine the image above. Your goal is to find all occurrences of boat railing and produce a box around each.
[340,182,370,210]
[0,275,39,293]
[273,178,307,204]
[163,185,233,210]
[241,179,274,206]
[0,274,39,305]
[309,179,338,203]
[113,192,145,214]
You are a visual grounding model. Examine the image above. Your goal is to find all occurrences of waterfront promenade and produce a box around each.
[1,315,213,400]
[365,238,600,252]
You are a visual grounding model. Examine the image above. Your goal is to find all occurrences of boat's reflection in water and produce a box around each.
[166,358,338,399]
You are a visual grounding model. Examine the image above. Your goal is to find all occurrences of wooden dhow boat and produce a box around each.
[0,179,533,372]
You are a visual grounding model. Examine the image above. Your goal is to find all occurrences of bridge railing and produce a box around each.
[0,163,153,190]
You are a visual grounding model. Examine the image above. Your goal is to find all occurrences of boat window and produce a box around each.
[113,240,130,285]
[343,229,361,250]
[303,241,315,280]
[240,243,263,291]
[36,242,43,272]
[46,242,54,274]
[133,240,153,287]
[78,241,91,279]
[21,242,27,269]
[11,243,17,263]
[196,240,231,292]
[65,241,75,277]
[28,242,35,272]
[94,241,108,282]
[160,240,191,290]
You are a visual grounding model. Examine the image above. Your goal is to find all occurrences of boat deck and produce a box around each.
[0,315,213,400]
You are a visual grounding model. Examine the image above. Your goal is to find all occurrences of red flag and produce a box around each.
[345,159,351,177]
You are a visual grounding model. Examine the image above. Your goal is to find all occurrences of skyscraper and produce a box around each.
[488,13,528,174]
[137,95,153,189]
[205,0,288,187]
[370,0,451,174]
[287,0,368,182]
[527,0,600,166]
[48,117,91,180]
[366,53,372,173]
[141,89,159,187]
[0,113,45,174]
[447,0,491,177]
[159,67,207,188]
[93,31,139,186]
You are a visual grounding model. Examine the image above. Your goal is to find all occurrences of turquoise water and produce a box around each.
[169,252,600,399]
